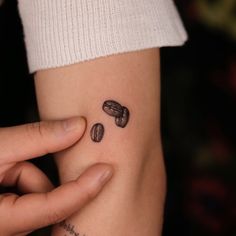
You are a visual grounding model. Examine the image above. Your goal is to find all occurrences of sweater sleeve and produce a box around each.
[18,0,188,73]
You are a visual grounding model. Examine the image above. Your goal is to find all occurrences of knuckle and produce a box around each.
[26,121,44,138]
[44,193,67,225]
[25,122,41,140]
[17,161,33,170]
[25,121,49,148]
[47,209,66,225]
[0,193,18,208]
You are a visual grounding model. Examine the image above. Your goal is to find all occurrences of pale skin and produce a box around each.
[35,48,166,235]
[0,117,113,236]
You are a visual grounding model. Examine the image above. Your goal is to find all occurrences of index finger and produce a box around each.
[0,117,86,164]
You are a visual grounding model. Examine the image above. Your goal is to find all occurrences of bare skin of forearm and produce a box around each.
[34,48,166,236]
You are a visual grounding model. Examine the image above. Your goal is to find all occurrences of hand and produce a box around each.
[0,117,113,236]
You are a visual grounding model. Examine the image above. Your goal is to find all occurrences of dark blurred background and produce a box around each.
[0,0,235,235]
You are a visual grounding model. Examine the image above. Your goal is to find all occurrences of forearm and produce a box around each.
[34,48,166,235]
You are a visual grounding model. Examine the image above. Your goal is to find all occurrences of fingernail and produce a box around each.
[98,168,113,185]
[62,117,85,132]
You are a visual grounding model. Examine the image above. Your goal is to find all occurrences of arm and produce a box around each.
[34,48,166,235]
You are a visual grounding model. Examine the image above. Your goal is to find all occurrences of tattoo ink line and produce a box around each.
[102,100,123,117]
[59,220,86,236]
[90,123,104,142]
[103,100,130,128]
[115,106,129,128]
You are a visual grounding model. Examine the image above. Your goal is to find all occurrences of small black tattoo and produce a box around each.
[103,100,130,128]
[90,123,104,142]
[115,106,129,128]
[102,100,123,117]
[59,220,86,236]
[90,100,129,143]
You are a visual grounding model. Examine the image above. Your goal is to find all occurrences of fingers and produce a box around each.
[1,163,113,234]
[1,162,54,193]
[0,117,86,164]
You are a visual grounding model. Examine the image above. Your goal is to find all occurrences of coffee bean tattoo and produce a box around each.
[90,123,104,142]
[103,100,130,128]
[115,106,129,128]
[90,100,130,143]
[102,100,123,117]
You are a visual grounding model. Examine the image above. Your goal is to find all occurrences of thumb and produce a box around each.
[2,163,113,235]
[0,116,86,164]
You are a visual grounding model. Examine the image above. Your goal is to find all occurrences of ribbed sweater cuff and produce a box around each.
[18,0,188,73]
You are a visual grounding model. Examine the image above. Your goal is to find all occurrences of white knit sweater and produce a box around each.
[18,0,188,73]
